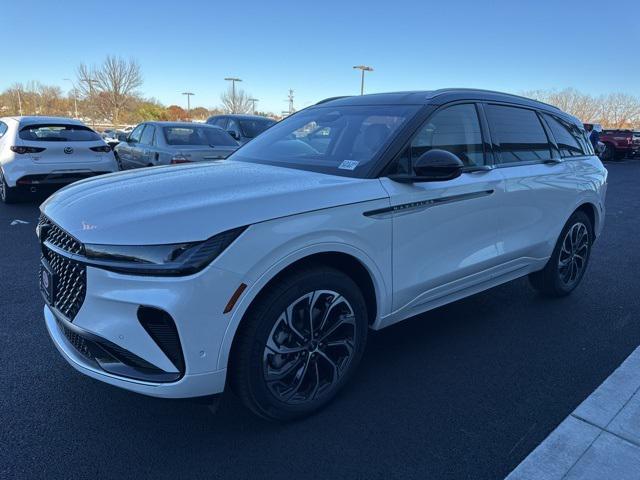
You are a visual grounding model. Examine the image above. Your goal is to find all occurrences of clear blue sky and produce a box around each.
[2,0,638,113]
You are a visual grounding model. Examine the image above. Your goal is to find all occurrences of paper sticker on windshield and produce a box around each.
[339,160,359,170]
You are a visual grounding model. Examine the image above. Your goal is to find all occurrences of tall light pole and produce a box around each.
[249,98,259,114]
[224,77,242,113]
[182,92,194,119]
[63,78,79,118]
[353,65,374,95]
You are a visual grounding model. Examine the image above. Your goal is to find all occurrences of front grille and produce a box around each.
[39,215,86,321]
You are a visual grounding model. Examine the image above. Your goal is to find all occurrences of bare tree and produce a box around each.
[523,88,640,128]
[77,56,143,126]
[220,86,253,114]
[599,93,640,129]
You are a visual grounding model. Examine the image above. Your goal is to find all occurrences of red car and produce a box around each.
[599,129,640,161]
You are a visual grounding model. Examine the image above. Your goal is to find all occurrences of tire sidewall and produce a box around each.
[243,269,368,420]
[549,211,593,294]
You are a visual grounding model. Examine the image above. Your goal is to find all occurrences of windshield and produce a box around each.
[239,118,276,138]
[232,105,419,176]
[19,124,101,142]
[163,126,238,147]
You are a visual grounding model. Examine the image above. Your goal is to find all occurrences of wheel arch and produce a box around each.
[574,201,600,238]
[216,245,386,372]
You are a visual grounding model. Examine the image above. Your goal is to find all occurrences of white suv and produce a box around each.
[39,90,607,420]
[0,116,117,203]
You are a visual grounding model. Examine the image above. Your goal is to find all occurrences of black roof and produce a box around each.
[318,88,567,117]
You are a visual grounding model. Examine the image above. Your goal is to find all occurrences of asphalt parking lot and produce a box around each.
[1,160,639,480]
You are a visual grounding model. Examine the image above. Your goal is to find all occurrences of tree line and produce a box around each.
[1,56,639,130]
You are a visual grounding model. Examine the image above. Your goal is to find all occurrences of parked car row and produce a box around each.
[0,114,277,203]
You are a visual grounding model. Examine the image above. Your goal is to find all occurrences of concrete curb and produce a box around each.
[506,346,640,479]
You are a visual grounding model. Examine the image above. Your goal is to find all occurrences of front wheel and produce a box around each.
[529,210,593,297]
[230,267,368,421]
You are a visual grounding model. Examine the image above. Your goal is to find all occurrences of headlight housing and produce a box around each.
[82,227,246,276]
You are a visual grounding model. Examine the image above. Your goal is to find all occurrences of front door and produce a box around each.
[380,103,506,314]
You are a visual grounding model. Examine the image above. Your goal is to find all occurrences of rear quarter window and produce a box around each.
[19,124,101,142]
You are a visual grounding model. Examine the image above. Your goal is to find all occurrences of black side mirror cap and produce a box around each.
[389,149,464,183]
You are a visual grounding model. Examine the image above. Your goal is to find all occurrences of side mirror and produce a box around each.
[227,130,239,140]
[389,149,464,183]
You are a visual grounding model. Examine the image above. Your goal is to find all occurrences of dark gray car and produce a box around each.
[114,122,239,170]
[206,114,276,144]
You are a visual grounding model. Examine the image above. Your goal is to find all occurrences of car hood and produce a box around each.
[41,161,387,244]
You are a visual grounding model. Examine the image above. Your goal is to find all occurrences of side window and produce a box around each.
[485,105,552,164]
[140,125,155,145]
[215,117,228,128]
[129,124,145,143]
[0,122,7,139]
[542,113,588,158]
[413,104,485,167]
[227,119,240,134]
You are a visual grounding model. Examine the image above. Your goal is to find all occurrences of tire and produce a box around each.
[602,143,615,162]
[230,266,368,421]
[529,210,593,297]
[114,152,123,171]
[0,170,19,204]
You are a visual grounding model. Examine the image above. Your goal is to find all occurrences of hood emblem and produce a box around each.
[64,147,74,154]
[81,221,97,231]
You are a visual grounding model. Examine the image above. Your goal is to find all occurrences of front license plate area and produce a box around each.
[40,259,56,305]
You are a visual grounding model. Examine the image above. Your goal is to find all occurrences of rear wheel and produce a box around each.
[529,210,593,297]
[0,171,19,204]
[230,267,368,421]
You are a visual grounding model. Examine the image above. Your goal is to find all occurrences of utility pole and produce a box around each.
[249,98,259,114]
[353,65,374,95]
[286,89,295,115]
[182,92,194,119]
[224,77,242,113]
[64,78,79,118]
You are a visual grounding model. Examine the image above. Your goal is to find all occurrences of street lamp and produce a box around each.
[182,92,195,119]
[63,78,79,118]
[353,65,374,95]
[224,77,242,113]
[249,98,259,114]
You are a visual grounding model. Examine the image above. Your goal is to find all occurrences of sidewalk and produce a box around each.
[507,346,640,479]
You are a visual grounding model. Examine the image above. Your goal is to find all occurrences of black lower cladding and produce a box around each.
[55,316,181,383]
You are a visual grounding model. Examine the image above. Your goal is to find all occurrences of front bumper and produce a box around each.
[43,262,245,398]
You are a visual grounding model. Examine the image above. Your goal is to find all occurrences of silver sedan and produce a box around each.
[114,122,239,170]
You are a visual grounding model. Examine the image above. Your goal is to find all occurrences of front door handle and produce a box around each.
[544,158,562,165]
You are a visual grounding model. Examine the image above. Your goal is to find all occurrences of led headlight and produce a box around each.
[82,227,247,276]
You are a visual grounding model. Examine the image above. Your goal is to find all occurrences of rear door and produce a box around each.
[484,103,580,262]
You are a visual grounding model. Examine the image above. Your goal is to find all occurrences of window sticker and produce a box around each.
[338,160,359,170]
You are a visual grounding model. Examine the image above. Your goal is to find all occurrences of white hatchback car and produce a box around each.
[0,116,117,203]
[39,90,607,420]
